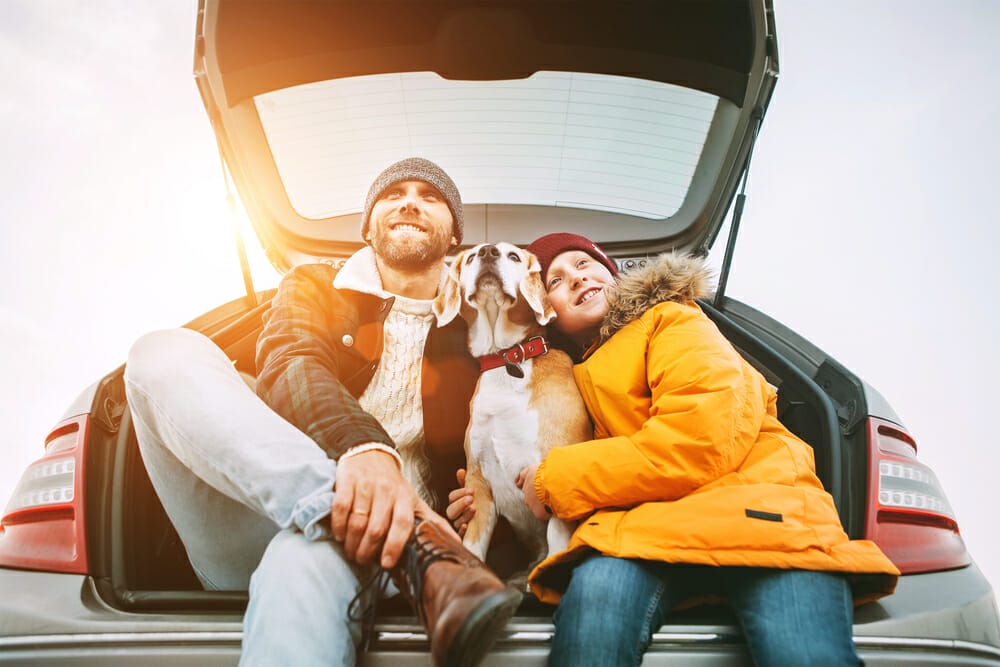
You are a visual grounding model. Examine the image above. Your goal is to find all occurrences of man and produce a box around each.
[124,157,520,667]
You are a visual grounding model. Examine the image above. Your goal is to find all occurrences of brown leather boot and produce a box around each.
[392,516,522,667]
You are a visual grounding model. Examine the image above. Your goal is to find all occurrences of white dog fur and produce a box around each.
[433,242,592,576]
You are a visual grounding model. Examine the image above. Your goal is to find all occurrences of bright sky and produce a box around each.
[2,0,998,606]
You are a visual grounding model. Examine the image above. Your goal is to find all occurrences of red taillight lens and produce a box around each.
[864,417,969,574]
[0,415,90,574]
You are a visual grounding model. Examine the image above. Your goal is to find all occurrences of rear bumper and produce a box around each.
[2,628,1000,666]
[2,566,999,665]
[366,624,1000,665]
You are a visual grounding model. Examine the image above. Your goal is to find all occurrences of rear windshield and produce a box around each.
[254,71,718,221]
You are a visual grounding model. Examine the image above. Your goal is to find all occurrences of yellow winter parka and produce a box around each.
[528,254,899,605]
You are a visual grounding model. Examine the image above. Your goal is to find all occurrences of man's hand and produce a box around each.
[516,464,550,521]
[331,450,416,569]
[445,468,476,537]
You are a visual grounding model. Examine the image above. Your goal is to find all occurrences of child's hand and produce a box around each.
[445,468,476,537]
[516,464,550,521]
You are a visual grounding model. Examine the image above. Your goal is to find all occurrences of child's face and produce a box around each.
[544,250,615,341]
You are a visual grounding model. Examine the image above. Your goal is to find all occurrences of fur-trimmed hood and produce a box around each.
[599,252,714,343]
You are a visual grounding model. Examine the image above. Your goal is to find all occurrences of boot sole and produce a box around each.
[443,587,523,667]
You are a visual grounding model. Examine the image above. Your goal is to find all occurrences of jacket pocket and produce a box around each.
[622,486,831,555]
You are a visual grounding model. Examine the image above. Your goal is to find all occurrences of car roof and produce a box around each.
[195,0,778,272]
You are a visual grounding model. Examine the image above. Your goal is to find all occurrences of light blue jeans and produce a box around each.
[551,555,861,667]
[124,328,370,666]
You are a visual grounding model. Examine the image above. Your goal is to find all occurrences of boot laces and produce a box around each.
[347,519,464,650]
[347,567,391,653]
[397,519,463,624]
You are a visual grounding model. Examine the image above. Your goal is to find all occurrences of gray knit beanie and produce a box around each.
[360,157,464,244]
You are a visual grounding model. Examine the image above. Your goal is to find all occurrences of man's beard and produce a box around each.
[370,223,453,272]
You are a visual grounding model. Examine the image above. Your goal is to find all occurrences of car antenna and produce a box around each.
[214,136,258,308]
[714,108,763,309]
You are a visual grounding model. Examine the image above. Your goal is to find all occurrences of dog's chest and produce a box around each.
[468,367,541,478]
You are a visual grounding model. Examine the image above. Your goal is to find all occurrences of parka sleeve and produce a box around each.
[534,303,766,520]
[255,263,393,461]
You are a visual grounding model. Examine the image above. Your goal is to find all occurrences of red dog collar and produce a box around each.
[478,336,549,376]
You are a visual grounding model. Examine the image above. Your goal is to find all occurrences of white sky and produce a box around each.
[1,0,998,601]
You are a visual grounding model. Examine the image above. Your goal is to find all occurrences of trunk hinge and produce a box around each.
[713,108,764,308]
[214,133,258,307]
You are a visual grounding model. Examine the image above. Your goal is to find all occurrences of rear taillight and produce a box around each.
[864,416,969,574]
[0,415,90,574]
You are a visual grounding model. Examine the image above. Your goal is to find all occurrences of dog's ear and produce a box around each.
[521,251,556,325]
[433,251,465,325]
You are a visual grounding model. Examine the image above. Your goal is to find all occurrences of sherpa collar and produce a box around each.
[332,246,452,326]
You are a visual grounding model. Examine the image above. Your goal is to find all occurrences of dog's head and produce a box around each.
[434,242,555,340]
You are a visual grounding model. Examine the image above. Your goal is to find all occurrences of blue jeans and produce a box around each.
[550,555,861,667]
[125,329,369,666]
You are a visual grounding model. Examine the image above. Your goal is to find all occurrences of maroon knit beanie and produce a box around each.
[525,233,619,283]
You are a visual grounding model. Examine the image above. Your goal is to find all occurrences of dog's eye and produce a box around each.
[465,254,475,265]
[507,252,522,263]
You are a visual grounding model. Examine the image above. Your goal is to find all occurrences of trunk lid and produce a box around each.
[194,0,778,272]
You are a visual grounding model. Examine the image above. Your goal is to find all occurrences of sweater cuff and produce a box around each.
[339,442,403,470]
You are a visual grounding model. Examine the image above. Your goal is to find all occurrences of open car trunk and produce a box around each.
[90,293,869,627]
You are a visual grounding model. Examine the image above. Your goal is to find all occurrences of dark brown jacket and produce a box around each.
[255,262,478,510]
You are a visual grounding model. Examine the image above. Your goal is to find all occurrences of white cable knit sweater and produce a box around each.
[333,247,447,504]
[358,295,435,503]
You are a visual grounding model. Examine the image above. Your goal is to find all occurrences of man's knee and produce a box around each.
[125,329,235,405]
[126,329,215,385]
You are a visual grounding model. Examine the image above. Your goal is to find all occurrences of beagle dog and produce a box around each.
[433,242,592,576]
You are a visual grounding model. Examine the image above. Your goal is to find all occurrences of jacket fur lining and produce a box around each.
[599,253,715,343]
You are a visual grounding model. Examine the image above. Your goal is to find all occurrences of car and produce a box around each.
[2,0,999,664]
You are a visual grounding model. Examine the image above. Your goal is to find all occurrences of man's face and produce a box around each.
[367,180,456,271]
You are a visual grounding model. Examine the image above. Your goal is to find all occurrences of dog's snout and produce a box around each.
[477,244,501,261]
